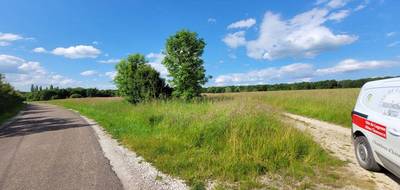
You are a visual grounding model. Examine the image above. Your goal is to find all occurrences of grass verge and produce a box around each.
[220,89,359,127]
[48,96,346,189]
[0,103,25,126]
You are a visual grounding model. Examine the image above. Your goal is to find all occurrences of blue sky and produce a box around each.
[0,0,399,91]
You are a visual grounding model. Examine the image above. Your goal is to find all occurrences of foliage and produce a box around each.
[70,94,83,98]
[26,85,116,101]
[0,73,25,123]
[114,54,171,104]
[163,30,208,100]
[49,96,348,189]
[204,76,395,93]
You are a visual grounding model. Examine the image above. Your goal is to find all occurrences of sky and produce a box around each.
[0,0,399,91]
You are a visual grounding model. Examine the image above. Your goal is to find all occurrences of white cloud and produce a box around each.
[328,9,350,22]
[227,18,256,29]
[386,32,397,37]
[222,31,247,48]
[33,47,47,53]
[98,59,120,64]
[316,59,398,74]
[0,54,79,90]
[327,0,351,9]
[105,71,117,80]
[80,70,99,76]
[0,32,23,46]
[243,9,357,60]
[388,41,400,48]
[208,18,217,24]
[214,58,399,86]
[52,45,101,59]
[215,63,314,85]
[146,53,169,77]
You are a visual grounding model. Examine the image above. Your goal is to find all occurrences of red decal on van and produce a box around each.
[352,114,387,139]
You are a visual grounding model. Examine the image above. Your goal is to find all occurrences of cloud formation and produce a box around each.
[316,59,397,74]
[227,18,256,29]
[0,54,79,90]
[52,45,101,59]
[223,5,357,60]
[98,59,120,64]
[33,47,47,53]
[0,32,23,46]
[80,70,99,76]
[222,31,247,48]
[214,58,398,86]
[146,53,168,77]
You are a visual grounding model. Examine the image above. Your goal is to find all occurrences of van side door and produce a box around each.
[364,87,400,176]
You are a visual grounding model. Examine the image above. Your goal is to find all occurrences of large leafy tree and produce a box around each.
[163,30,208,100]
[114,54,169,104]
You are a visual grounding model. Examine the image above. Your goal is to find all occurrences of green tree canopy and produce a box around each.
[163,29,208,100]
[114,54,169,104]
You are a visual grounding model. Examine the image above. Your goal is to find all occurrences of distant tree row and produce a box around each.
[203,77,395,93]
[0,74,24,114]
[26,85,116,101]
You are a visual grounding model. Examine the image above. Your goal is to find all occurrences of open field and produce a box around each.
[48,95,350,189]
[211,88,359,127]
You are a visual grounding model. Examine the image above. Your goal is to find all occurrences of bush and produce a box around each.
[0,73,24,120]
[114,53,171,104]
[70,94,83,98]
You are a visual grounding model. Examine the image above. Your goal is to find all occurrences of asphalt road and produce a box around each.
[0,104,123,190]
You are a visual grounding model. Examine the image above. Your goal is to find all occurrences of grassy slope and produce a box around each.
[49,96,345,189]
[258,88,360,127]
[0,104,25,125]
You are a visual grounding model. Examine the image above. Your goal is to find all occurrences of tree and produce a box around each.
[114,54,169,104]
[162,29,208,100]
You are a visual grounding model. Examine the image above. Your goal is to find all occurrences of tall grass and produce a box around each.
[49,96,344,189]
[255,88,359,127]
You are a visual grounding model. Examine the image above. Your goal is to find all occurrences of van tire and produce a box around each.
[354,136,381,172]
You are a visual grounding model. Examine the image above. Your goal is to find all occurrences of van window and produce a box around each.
[363,87,400,119]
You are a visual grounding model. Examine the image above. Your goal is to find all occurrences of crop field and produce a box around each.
[48,91,353,189]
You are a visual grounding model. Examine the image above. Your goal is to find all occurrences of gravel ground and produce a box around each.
[77,111,189,190]
[285,113,400,190]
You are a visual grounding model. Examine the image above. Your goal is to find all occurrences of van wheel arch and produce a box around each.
[353,130,365,140]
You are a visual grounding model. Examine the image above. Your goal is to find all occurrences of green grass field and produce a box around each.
[224,88,359,127]
[48,94,349,189]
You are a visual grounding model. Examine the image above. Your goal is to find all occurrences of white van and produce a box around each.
[352,77,400,177]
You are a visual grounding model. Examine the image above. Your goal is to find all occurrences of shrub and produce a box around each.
[114,53,170,104]
[70,94,83,98]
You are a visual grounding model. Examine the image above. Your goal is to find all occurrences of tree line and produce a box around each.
[0,74,24,116]
[203,76,395,93]
[26,85,116,101]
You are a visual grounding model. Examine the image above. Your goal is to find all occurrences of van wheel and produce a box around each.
[354,136,381,171]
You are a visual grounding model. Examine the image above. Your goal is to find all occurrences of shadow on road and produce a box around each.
[0,104,90,138]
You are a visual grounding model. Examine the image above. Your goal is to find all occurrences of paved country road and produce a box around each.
[0,104,123,190]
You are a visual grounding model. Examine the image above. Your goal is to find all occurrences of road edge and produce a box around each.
[69,109,188,190]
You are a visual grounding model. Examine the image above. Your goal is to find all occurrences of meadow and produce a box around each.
[47,91,351,189]
[257,88,359,127]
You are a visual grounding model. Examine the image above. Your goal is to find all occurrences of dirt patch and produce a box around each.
[284,113,400,190]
